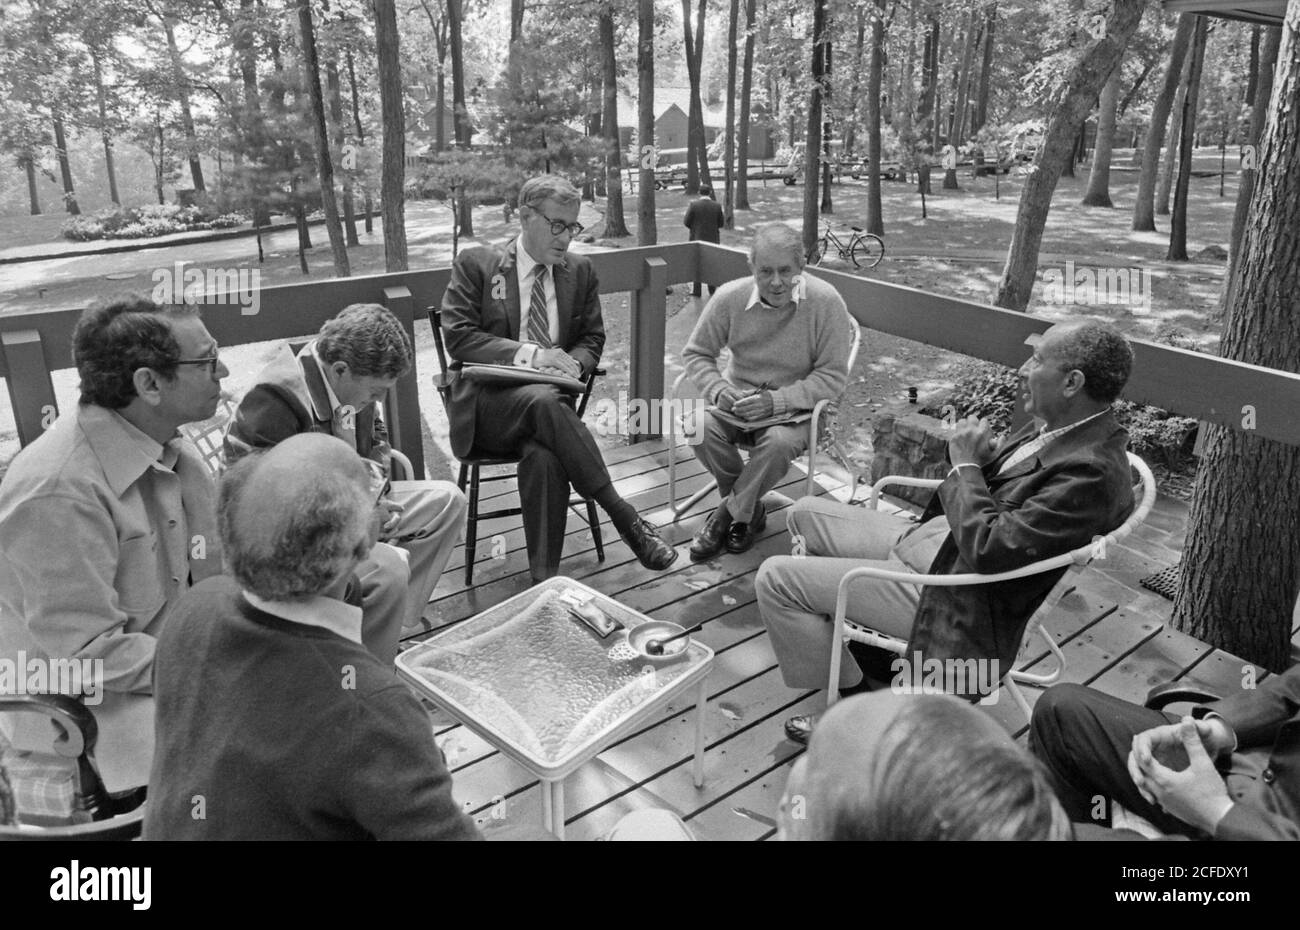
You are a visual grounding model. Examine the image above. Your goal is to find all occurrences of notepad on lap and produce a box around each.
[459,364,586,393]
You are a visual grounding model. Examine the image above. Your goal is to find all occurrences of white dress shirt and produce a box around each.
[512,242,559,367]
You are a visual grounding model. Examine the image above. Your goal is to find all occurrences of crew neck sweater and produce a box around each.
[143,575,481,841]
[682,274,855,419]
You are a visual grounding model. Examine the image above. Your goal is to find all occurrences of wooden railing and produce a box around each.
[4,239,1300,479]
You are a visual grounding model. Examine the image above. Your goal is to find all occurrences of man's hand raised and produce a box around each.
[948,416,999,468]
[535,347,582,380]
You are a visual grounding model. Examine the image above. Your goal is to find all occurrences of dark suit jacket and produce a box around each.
[439,238,605,458]
[1199,665,1300,840]
[222,342,389,468]
[684,198,724,243]
[905,410,1134,677]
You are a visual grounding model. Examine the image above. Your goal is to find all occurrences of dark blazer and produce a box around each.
[439,238,605,458]
[684,198,724,243]
[223,342,389,467]
[1201,665,1300,840]
[905,410,1134,677]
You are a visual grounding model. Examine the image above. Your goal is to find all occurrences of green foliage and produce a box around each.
[922,359,1021,433]
[61,203,243,241]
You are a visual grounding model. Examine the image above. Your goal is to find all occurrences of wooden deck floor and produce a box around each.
[400,438,1281,841]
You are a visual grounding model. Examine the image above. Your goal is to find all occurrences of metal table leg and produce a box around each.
[692,678,708,788]
[553,781,566,840]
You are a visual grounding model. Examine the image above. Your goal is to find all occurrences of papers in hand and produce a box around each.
[706,405,812,431]
[459,363,586,393]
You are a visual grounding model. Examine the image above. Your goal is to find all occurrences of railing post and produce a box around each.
[628,257,668,443]
[381,284,426,478]
[2,330,58,448]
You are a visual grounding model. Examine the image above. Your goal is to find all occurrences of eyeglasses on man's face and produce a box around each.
[531,209,584,237]
[174,350,222,377]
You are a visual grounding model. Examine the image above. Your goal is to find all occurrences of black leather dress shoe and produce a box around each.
[689,506,732,561]
[622,518,679,570]
[724,502,767,553]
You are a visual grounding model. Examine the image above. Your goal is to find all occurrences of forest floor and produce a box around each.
[0,148,1237,490]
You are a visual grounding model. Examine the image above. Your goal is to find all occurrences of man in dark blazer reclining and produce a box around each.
[439,174,676,582]
[758,320,1136,742]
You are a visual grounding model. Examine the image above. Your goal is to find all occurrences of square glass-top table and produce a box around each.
[395,577,714,839]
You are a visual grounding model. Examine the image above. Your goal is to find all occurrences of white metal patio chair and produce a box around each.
[825,451,1157,722]
[665,312,863,517]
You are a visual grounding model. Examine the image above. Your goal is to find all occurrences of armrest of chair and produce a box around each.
[1145,681,1222,710]
[0,694,98,761]
[868,474,944,510]
[389,448,414,482]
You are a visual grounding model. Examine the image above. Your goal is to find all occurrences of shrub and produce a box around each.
[921,358,1198,468]
[60,204,245,241]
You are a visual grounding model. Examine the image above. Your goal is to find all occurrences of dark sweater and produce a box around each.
[143,576,481,841]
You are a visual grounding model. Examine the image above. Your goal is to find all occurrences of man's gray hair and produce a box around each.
[218,451,372,601]
[748,222,805,269]
[518,174,581,211]
[1054,321,1133,403]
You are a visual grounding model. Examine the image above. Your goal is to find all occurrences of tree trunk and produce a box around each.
[1172,0,1300,671]
[735,0,756,210]
[1157,50,1192,216]
[298,0,350,276]
[1246,24,1261,105]
[1224,24,1281,313]
[843,7,867,156]
[1168,16,1208,261]
[21,156,41,215]
[972,1,996,136]
[506,0,525,146]
[90,49,120,206]
[322,2,359,247]
[917,13,939,155]
[1116,58,1155,121]
[162,17,206,193]
[802,0,827,258]
[951,1,978,147]
[865,0,885,236]
[599,4,630,238]
[637,0,657,245]
[346,49,374,233]
[448,0,471,237]
[682,0,701,194]
[722,0,739,228]
[374,0,408,271]
[897,1,917,179]
[1134,15,1194,228]
[1082,62,1122,206]
[51,113,80,215]
[821,36,833,214]
[994,0,1146,311]
[154,110,166,205]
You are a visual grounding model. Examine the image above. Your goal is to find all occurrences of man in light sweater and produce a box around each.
[682,222,855,559]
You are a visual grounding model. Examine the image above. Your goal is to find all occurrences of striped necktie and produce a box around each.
[527,264,551,348]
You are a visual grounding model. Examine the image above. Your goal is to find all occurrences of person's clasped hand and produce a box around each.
[1126,716,1236,835]
[948,415,999,467]
[535,347,582,380]
[376,498,405,538]
[732,390,774,422]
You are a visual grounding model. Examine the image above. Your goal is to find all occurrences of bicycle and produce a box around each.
[810,223,884,269]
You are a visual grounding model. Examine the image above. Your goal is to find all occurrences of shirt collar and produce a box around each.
[79,404,182,498]
[1038,407,1110,442]
[744,276,805,311]
[242,590,364,645]
[309,340,345,421]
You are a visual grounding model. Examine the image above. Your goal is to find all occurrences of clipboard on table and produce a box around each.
[706,405,812,432]
[459,363,586,393]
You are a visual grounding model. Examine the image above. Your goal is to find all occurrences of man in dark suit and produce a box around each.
[440,174,677,582]
[683,186,724,297]
[225,304,467,661]
[758,320,1136,742]
[1030,671,1300,841]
